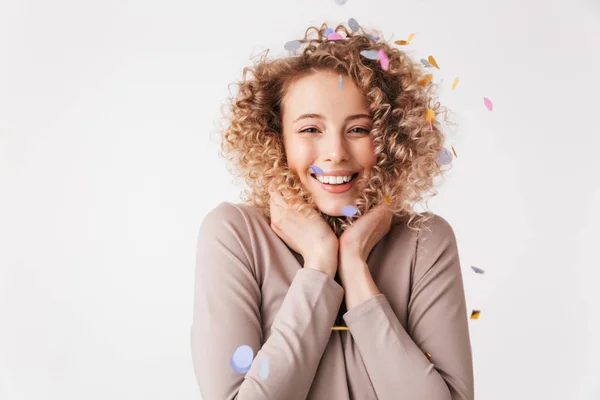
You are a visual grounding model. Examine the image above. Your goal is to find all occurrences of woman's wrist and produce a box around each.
[304,245,338,279]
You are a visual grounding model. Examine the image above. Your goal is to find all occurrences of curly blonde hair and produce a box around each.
[216,22,453,238]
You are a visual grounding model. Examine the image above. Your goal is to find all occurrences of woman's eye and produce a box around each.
[350,127,370,134]
[300,127,320,133]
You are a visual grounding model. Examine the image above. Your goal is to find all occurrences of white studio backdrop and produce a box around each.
[1,0,599,399]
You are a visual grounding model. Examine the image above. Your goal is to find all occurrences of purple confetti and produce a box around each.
[309,165,324,175]
[348,18,359,32]
[325,28,334,36]
[230,345,254,374]
[360,49,379,60]
[420,58,433,68]
[342,205,358,217]
[471,266,486,274]
[284,40,301,51]
[437,149,453,165]
[338,74,343,90]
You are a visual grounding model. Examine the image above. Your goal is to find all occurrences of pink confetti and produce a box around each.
[484,97,493,111]
[378,49,389,71]
[327,32,344,41]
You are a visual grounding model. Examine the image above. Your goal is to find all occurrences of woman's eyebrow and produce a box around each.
[292,113,372,123]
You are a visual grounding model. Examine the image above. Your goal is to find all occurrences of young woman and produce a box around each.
[191,22,474,400]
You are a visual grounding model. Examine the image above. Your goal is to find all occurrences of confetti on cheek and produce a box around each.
[338,75,343,90]
[484,97,493,111]
[342,205,358,217]
[428,55,440,69]
[284,40,301,51]
[451,145,458,158]
[437,149,453,165]
[452,77,459,91]
[259,356,269,380]
[419,74,433,87]
[378,49,389,71]
[471,266,485,274]
[384,195,391,205]
[470,310,481,320]
[348,18,359,32]
[360,50,379,60]
[309,165,324,175]
[230,345,254,374]
[327,32,344,41]
[420,58,433,68]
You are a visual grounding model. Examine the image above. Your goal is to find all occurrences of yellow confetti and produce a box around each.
[418,74,433,87]
[428,55,440,69]
[425,352,432,359]
[394,32,416,46]
[470,310,481,320]
[451,146,458,158]
[384,195,391,205]
[331,326,349,331]
[425,108,435,123]
[452,77,459,90]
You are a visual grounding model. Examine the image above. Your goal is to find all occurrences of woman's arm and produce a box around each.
[190,202,344,400]
[340,215,474,400]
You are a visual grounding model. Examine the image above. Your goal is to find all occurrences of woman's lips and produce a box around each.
[311,173,358,194]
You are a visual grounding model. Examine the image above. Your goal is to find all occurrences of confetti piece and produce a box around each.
[338,75,343,90]
[348,18,360,32]
[451,145,458,158]
[425,108,435,123]
[425,352,432,359]
[259,356,269,380]
[334,0,348,4]
[394,32,416,46]
[368,34,380,40]
[384,195,391,205]
[378,49,389,71]
[471,266,485,274]
[470,310,481,320]
[325,28,334,36]
[437,149,453,165]
[231,345,254,374]
[484,97,493,111]
[419,74,433,87]
[360,49,379,60]
[420,58,433,68]
[284,40,301,51]
[327,32,344,41]
[342,205,358,217]
[452,77,459,91]
[309,165,324,175]
[428,55,440,69]
[331,326,350,331]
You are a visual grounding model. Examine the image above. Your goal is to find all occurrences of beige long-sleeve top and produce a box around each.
[190,201,474,400]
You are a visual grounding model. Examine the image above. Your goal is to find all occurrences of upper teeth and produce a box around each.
[315,175,354,184]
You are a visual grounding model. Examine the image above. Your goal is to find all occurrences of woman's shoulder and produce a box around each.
[389,211,457,246]
[200,201,268,234]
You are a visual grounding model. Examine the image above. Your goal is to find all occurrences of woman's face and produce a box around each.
[281,70,377,217]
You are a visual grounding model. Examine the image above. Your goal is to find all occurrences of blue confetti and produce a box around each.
[342,205,358,217]
[231,345,254,374]
[325,28,334,36]
[360,50,379,60]
[338,75,343,90]
[259,356,269,380]
[348,18,359,32]
[437,149,453,165]
[284,40,301,51]
[471,266,485,274]
[309,165,324,175]
[420,58,433,68]
[368,34,380,40]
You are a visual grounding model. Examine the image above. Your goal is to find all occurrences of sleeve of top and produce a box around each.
[190,202,345,400]
[342,214,474,400]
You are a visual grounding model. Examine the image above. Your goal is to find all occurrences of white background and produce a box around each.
[1,0,599,399]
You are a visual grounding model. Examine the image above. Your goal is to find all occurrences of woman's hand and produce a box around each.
[338,204,394,264]
[269,188,339,278]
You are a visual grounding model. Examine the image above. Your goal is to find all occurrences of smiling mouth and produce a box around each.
[310,172,359,185]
